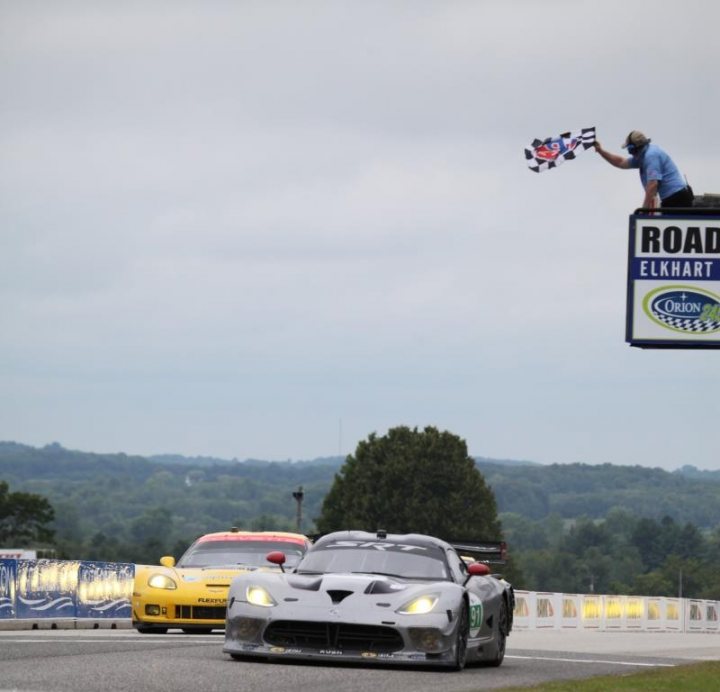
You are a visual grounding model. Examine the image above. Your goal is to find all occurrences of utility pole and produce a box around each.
[292,486,304,532]
[678,567,683,599]
[679,567,685,634]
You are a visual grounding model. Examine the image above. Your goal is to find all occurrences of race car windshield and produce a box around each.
[296,543,449,580]
[178,540,305,569]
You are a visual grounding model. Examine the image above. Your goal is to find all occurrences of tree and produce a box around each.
[0,480,55,545]
[85,531,123,562]
[490,478,549,519]
[564,517,613,556]
[499,513,549,551]
[631,517,667,570]
[316,426,501,540]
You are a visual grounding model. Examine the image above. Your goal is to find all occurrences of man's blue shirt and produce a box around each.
[629,143,686,199]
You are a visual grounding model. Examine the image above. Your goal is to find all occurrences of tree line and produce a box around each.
[503,510,720,600]
[1,436,719,599]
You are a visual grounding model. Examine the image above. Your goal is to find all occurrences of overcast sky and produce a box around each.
[1,0,718,470]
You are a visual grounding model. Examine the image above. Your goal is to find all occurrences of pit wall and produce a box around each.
[0,559,134,628]
[513,590,720,633]
[3,560,719,634]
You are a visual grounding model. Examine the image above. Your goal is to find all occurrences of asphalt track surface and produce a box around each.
[0,628,718,692]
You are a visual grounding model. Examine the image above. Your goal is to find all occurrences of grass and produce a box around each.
[496,661,720,691]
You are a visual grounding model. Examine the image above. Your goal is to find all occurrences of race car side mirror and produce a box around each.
[266,551,287,573]
[159,556,176,568]
[467,562,491,577]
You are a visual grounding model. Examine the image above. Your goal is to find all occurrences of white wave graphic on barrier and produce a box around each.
[0,598,13,613]
[84,599,131,613]
[18,596,74,612]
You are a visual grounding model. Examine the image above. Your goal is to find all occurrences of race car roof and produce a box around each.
[313,530,451,551]
[196,530,309,546]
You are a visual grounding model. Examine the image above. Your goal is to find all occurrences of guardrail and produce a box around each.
[513,590,720,633]
[0,558,134,628]
[2,559,718,634]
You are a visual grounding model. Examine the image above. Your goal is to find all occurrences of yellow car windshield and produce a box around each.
[178,540,305,569]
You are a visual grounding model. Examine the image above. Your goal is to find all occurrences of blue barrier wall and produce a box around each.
[16,559,79,619]
[1,559,133,622]
[0,560,17,619]
[77,561,133,619]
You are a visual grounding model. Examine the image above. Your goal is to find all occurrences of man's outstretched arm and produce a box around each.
[593,141,631,169]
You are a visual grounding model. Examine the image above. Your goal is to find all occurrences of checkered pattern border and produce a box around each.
[654,313,720,333]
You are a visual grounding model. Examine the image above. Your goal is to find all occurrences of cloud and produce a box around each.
[1,0,719,468]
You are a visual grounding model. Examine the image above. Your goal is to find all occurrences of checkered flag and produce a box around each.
[653,314,720,334]
[525,127,596,173]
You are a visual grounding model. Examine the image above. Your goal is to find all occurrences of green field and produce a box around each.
[497,661,720,691]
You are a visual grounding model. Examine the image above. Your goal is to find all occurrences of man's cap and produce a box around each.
[622,130,650,149]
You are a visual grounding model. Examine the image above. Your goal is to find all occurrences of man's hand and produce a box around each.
[643,180,659,210]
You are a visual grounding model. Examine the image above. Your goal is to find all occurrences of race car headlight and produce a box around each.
[246,585,276,607]
[397,594,439,615]
[147,574,177,590]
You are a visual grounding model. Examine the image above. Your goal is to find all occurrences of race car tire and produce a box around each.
[481,600,507,667]
[136,626,168,634]
[449,604,469,671]
[229,653,268,663]
[182,628,212,634]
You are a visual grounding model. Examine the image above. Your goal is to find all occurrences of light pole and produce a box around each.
[292,486,304,532]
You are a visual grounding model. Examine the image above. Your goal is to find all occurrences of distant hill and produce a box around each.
[149,453,346,468]
[479,461,720,527]
[0,442,342,549]
[474,456,543,468]
[1,442,719,549]
[148,452,542,469]
[150,453,238,467]
[674,464,720,482]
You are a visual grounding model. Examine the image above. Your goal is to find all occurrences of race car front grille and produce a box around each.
[175,605,226,620]
[264,621,403,653]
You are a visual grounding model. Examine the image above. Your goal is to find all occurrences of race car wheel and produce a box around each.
[482,600,507,667]
[450,604,469,671]
[182,628,212,634]
[229,653,267,663]
[136,626,168,634]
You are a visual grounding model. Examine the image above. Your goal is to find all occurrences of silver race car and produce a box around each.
[223,530,513,670]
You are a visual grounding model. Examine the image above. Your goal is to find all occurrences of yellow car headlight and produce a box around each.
[397,594,439,615]
[246,585,276,607]
[147,574,177,590]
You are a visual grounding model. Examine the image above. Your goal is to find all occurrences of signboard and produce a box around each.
[0,549,37,560]
[626,213,720,348]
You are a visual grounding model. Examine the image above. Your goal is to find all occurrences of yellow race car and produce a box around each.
[133,528,311,633]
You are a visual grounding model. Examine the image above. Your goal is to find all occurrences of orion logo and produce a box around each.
[643,286,720,334]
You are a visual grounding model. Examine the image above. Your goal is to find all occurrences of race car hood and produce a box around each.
[173,566,256,586]
[288,572,411,596]
[229,570,461,608]
[134,563,266,591]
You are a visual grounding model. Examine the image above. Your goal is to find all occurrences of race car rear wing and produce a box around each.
[306,532,508,565]
[449,540,508,566]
